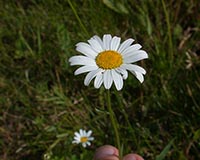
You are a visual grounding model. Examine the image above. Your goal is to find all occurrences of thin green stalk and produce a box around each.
[67,0,89,36]
[106,90,121,159]
[161,0,173,61]
[114,90,137,146]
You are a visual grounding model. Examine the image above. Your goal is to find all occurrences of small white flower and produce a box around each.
[69,34,148,90]
[72,129,94,148]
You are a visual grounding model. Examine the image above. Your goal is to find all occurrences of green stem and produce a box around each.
[114,90,137,146]
[67,0,89,36]
[161,0,173,61]
[106,90,121,159]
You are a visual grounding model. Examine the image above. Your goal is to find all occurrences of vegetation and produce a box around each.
[0,0,200,159]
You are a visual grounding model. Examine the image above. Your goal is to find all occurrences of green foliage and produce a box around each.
[102,0,129,14]
[0,0,200,160]
[156,139,174,160]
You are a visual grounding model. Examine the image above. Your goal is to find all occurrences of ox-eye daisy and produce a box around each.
[69,34,148,90]
[72,129,94,148]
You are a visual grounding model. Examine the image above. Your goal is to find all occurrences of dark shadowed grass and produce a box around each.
[0,0,200,160]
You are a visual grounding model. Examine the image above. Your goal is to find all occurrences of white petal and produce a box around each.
[74,65,98,75]
[131,71,144,83]
[82,130,85,136]
[103,34,112,50]
[88,137,94,141]
[69,56,96,66]
[103,70,113,89]
[116,68,128,79]
[74,136,80,141]
[74,132,80,138]
[84,69,102,86]
[82,143,87,148]
[94,72,103,88]
[110,36,121,51]
[93,35,104,49]
[86,141,91,146]
[82,129,86,136]
[118,38,134,53]
[76,42,98,58]
[121,64,146,74]
[88,37,104,53]
[111,70,123,90]
[80,129,83,136]
[84,130,88,136]
[123,50,148,63]
[72,140,79,144]
[121,44,142,55]
[87,130,92,137]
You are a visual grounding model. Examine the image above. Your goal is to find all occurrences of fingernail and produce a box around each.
[102,147,115,155]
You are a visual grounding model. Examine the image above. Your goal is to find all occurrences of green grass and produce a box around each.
[0,0,200,160]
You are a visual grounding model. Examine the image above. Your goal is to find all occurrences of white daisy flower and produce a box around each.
[72,129,94,148]
[69,34,148,90]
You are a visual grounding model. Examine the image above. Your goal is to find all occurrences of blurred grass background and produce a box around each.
[0,0,200,159]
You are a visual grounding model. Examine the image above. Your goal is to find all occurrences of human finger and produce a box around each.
[93,145,119,160]
[123,154,144,160]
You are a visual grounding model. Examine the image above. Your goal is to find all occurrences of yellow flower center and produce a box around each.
[96,50,123,69]
[80,137,88,143]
